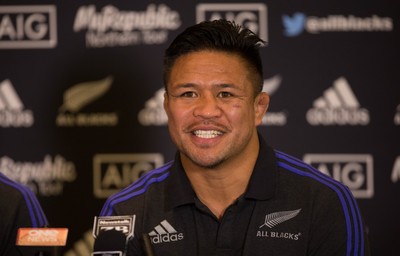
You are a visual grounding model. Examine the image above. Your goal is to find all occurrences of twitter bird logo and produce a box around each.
[282,12,306,37]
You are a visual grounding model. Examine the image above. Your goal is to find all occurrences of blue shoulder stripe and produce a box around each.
[275,151,364,256]
[0,173,48,227]
[100,161,173,216]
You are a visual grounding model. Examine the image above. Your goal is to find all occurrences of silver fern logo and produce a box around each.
[259,209,301,229]
[56,76,119,126]
[59,76,113,113]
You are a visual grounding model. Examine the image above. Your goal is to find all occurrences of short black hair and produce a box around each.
[163,19,265,94]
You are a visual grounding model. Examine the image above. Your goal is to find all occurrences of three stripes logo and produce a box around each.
[148,220,184,244]
[0,79,34,127]
[306,77,370,125]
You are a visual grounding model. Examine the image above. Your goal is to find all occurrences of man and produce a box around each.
[0,172,49,255]
[100,20,369,255]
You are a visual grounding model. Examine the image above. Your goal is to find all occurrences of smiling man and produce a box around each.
[163,49,269,219]
[100,20,369,256]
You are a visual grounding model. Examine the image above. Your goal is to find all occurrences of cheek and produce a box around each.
[224,103,250,121]
[167,104,192,123]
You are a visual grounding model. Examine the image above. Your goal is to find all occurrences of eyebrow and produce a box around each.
[175,83,195,88]
[172,83,240,90]
[217,83,239,89]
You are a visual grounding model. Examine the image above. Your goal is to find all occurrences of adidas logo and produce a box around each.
[148,220,184,244]
[138,87,168,126]
[0,79,34,127]
[306,77,370,125]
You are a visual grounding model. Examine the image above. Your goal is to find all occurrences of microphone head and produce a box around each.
[91,215,136,256]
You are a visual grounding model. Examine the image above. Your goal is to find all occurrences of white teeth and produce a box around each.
[193,130,222,138]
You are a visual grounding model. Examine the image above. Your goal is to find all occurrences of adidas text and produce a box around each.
[0,110,33,127]
[151,233,184,244]
[307,108,369,125]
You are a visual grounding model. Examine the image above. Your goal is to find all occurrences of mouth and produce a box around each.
[193,130,223,139]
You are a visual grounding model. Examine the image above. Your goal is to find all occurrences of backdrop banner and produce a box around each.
[0,1,398,255]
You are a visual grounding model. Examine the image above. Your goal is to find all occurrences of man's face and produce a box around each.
[164,50,269,169]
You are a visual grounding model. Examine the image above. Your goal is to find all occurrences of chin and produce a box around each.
[192,157,225,169]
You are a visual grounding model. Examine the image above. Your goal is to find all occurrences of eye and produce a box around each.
[181,91,197,98]
[218,91,233,98]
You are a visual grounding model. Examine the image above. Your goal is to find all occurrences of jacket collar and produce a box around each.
[164,134,277,211]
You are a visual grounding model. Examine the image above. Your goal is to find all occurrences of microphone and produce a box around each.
[92,215,136,256]
[142,233,155,256]
[92,229,126,256]
[16,227,69,256]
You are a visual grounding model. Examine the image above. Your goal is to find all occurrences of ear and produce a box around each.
[254,92,269,126]
[164,92,168,108]
[163,91,169,114]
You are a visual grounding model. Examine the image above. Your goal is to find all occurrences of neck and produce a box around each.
[182,138,259,219]
[193,169,251,219]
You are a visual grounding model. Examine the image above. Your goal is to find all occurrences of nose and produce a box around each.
[193,93,222,119]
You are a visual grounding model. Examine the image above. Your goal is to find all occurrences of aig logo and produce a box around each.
[93,153,164,198]
[0,5,57,49]
[303,154,374,198]
[196,3,268,43]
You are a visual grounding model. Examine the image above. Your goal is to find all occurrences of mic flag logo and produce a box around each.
[93,215,136,240]
[92,216,135,256]
[16,228,68,246]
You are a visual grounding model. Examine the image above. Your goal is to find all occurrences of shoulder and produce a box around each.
[0,172,36,205]
[100,161,174,216]
[0,172,48,227]
[274,150,351,194]
[273,150,359,215]
[272,151,367,255]
[0,173,25,201]
[273,150,361,228]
